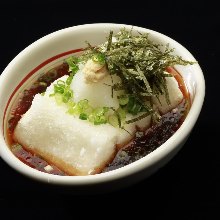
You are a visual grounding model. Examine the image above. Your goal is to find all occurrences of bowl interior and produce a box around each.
[0,23,204,186]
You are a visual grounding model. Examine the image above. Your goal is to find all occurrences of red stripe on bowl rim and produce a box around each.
[3,48,82,136]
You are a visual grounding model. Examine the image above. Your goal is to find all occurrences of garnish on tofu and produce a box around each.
[72,28,195,124]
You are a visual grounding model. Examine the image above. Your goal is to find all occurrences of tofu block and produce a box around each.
[14,94,119,175]
[152,77,183,114]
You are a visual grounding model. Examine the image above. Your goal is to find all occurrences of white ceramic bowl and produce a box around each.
[0,23,205,190]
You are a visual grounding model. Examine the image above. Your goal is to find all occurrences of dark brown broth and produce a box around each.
[7,63,189,175]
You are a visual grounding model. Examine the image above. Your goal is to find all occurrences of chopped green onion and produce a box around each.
[94,115,107,125]
[62,89,73,103]
[54,84,64,94]
[88,114,95,123]
[79,113,88,120]
[77,99,89,111]
[67,100,75,108]
[119,95,129,106]
[127,96,143,115]
[93,107,109,116]
[70,104,81,115]
[62,96,69,103]
[92,53,105,65]
[65,56,79,73]
[57,80,65,86]
[55,93,63,105]
[66,73,74,85]
[87,107,109,125]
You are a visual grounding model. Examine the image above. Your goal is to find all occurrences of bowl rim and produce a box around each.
[0,23,205,185]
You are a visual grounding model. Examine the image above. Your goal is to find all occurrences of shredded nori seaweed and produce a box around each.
[80,28,195,123]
